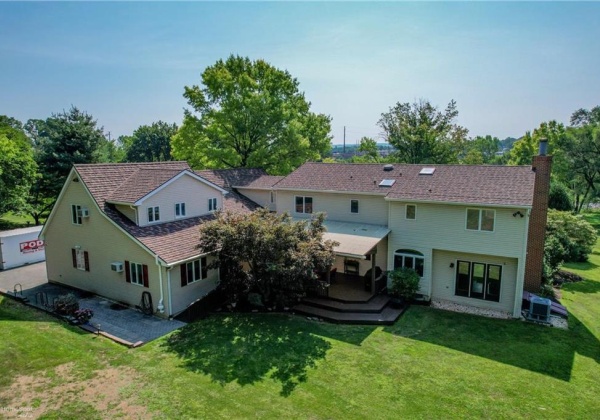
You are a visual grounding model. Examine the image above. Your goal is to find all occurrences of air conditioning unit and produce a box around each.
[80,207,90,218]
[528,296,551,322]
[111,262,124,273]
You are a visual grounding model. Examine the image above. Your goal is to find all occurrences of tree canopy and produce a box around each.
[198,209,337,307]
[122,121,177,162]
[172,55,332,174]
[378,99,468,164]
[0,118,37,216]
[24,106,106,224]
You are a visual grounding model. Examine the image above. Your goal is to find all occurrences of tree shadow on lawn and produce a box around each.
[163,313,343,396]
[560,278,600,295]
[562,260,599,272]
[383,306,600,382]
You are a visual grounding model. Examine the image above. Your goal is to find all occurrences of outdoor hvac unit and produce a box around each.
[80,207,90,218]
[111,262,124,273]
[528,296,552,322]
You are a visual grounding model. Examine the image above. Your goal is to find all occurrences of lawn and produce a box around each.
[1,252,600,418]
[0,212,38,231]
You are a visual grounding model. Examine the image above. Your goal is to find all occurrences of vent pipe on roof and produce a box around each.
[383,164,394,172]
[538,138,548,156]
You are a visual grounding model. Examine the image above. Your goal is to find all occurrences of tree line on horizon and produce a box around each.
[2,54,599,224]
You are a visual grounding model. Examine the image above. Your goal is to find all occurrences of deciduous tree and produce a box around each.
[123,121,177,162]
[173,55,332,174]
[198,209,337,307]
[378,99,467,164]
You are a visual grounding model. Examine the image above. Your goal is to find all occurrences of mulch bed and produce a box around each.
[552,270,583,287]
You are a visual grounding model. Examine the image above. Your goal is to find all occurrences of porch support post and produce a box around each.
[371,253,376,293]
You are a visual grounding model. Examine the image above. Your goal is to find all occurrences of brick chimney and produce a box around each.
[523,138,552,292]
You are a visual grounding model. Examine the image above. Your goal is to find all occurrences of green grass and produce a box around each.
[0,212,38,231]
[2,247,600,418]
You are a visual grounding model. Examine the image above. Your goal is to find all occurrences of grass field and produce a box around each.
[1,216,599,418]
[0,212,38,231]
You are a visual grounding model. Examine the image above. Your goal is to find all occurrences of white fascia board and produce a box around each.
[275,188,387,197]
[384,196,532,210]
[165,248,221,268]
[134,170,229,206]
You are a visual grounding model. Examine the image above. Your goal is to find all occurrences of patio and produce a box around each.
[328,272,373,302]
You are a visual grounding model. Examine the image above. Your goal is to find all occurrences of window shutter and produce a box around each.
[71,248,77,268]
[125,261,131,283]
[84,251,90,272]
[181,263,187,287]
[142,264,149,288]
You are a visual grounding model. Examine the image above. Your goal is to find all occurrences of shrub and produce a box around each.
[546,210,597,263]
[73,308,94,324]
[548,182,573,211]
[54,293,79,316]
[388,267,420,301]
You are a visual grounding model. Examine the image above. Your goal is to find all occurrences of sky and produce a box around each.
[1,2,599,143]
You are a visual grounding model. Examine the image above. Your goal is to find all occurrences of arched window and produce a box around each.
[394,249,424,277]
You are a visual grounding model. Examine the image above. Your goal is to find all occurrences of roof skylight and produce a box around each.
[419,167,436,175]
[379,179,396,187]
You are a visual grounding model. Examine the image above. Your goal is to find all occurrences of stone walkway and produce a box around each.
[1,262,185,346]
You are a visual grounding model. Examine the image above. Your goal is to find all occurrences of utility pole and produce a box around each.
[343,126,346,154]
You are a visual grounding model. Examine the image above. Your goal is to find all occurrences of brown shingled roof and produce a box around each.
[276,162,535,207]
[236,175,284,189]
[74,162,259,264]
[195,168,269,189]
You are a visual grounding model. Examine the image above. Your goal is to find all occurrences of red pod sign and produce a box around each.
[20,239,45,254]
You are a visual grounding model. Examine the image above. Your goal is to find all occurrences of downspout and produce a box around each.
[167,267,173,318]
[155,256,165,314]
[513,209,530,318]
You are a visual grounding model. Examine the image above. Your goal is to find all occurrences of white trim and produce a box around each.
[385,196,531,209]
[129,261,145,286]
[134,170,228,206]
[278,187,388,197]
[465,208,496,233]
[294,195,313,214]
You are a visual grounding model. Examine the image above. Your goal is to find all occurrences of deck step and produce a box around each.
[293,304,405,325]
[302,294,391,313]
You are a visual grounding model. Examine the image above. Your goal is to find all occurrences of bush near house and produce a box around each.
[388,267,420,301]
[198,209,337,308]
[543,210,597,292]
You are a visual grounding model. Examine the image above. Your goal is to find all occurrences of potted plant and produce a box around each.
[388,267,420,308]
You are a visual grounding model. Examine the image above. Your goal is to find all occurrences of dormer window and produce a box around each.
[175,202,186,218]
[148,206,160,223]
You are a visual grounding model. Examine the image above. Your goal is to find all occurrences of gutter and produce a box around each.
[384,197,532,209]
[167,267,173,318]
[513,209,531,318]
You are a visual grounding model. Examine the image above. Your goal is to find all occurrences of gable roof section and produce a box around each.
[195,168,270,189]
[276,162,535,207]
[234,175,285,189]
[71,162,259,265]
[106,168,228,205]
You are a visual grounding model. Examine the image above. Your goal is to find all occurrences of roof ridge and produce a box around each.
[74,161,189,168]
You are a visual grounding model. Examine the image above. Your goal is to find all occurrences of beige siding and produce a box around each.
[139,174,224,226]
[43,173,169,316]
[277,190,388,225]
[387,202,527,258]
[115,204,137,224]
[431,250,517,314]
[169,255,219,315]
[237,188,275,211]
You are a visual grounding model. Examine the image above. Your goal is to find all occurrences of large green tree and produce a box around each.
[0,117,37,216]
[461,135,500,164]
[198,209,337,307]
[570,106,600,127]
[508,120,566,166]
[172,55,332,174]
[378,99,468,164]
[123,121,177,162]
[25,106,106,224]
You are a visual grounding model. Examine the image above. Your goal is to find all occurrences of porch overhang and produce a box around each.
[322,221,390,259]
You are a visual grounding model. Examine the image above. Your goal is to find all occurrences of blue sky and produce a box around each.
[1,2,599,143]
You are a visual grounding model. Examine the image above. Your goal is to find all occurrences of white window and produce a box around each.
[350,200,359,214]
[129,262,144,286]
[406,204,416,220]
[295,196,313,214]
[393,249,424,277]
[148,206,160,223]
[183,257,208,286]
[175,202,186,217]
[71,205,82,225]
[466,209,495,232]
[208,198,218,212]
[72,248,89,271]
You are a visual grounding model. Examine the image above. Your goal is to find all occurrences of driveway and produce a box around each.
[0,262,185,346]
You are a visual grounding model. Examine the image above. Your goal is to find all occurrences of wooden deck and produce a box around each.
[328,273,373,302]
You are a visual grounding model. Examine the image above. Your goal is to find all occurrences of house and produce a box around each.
[41,142,551,319]
[40,162,263,318]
